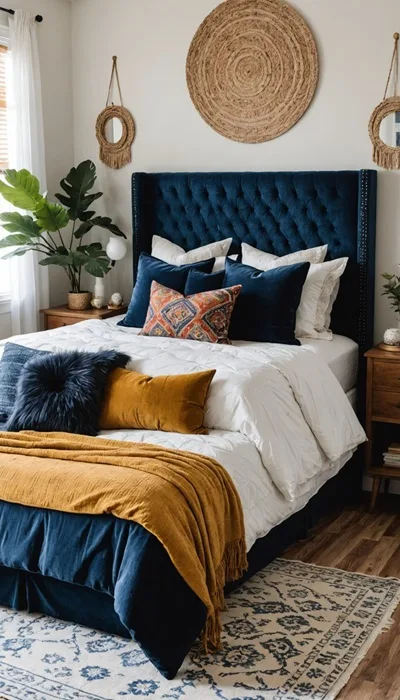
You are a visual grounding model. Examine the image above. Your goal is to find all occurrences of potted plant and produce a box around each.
[382,272,400,346]
[382,272,400,316]
[0,160,126,310]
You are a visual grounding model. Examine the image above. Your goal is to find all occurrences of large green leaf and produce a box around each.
[39,250,88,269]
[0,212,41,238]
[73,221,94,239]
[76,242,103,254]
[1,247,31,260]
[0,234,38,248]
[84,256,111,277]
[78,210,96,222]
[56,192,101,218]
[74,215,126,240]
[69,251,90,268]
[55,160,102,221]
[39,253,72,268]
[90,216,126,238]
[35,201,69,233]
[56,245,69,255]
[0,169,43,211]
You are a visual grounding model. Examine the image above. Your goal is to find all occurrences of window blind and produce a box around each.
[0,44,8,170]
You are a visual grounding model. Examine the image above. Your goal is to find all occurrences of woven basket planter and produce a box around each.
[67,292,92,311]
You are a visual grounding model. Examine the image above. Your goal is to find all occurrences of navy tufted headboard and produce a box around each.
[131,170,377,351]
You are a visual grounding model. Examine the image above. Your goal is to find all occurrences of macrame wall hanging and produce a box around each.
[96,56,135,169]
[186,0,319,144]
[369,33,400,170]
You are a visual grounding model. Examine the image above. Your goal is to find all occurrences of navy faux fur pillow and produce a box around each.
[6,350,130,436]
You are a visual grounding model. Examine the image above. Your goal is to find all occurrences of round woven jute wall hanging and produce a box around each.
[96,56,135,169]
[369,33,400,170]
[186,0,319,143]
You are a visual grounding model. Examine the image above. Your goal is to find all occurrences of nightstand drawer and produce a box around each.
[41,305,128,330]
[46,316,80,330]
[373,360,400,390]
[47,316,67,330]
[372,390,400,420]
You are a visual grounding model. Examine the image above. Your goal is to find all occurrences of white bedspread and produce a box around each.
[0,319,366,550]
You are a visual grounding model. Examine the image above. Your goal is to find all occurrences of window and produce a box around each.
[0,44,8,170]
[0,29,11,300]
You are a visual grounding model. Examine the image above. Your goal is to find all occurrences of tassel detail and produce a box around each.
[201,538,248,652]
[372,144,400,170]
[99,145,132,170]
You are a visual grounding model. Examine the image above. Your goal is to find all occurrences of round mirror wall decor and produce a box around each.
[369,33,400,170]
[96,56,135,169]
[186,0,319,144]
[96,105,135,169]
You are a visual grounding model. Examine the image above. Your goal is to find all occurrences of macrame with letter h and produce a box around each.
[96,56,135,169]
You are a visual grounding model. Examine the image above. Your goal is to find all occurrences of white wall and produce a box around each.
[0,0,73,338]
[70,0,400,341]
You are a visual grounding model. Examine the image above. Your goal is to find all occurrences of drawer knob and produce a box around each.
[396,403,400,409]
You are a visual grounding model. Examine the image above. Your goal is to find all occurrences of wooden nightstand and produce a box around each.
[365,344,400,511]
[40,304,127,331]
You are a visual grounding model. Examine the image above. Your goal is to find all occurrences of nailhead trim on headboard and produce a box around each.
[358,170,368,353]
[132,172,139,276]
[357,169,377,354]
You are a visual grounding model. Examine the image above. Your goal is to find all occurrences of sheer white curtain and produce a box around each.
[8,9,48,334]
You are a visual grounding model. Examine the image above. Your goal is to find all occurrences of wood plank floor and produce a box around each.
[283,498,400,699]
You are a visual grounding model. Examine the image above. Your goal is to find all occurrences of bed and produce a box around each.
[0,169,377,679]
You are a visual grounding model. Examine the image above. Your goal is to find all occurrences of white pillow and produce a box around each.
[152,235,233,270]
[242,242,328,268]
[241,242,347,339]
[294,258,348,339]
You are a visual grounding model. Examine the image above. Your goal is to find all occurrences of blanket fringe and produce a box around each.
[202,538,248,652]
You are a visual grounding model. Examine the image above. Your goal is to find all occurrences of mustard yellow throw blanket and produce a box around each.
[0,431,247,648]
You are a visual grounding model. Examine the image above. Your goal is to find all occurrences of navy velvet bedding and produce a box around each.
[0,500,205,678]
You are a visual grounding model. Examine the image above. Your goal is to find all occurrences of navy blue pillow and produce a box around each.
[0,342,50,425]
[119,253,215,328]
[184,269,225,295]
[224,258,310,344]
[6,350,130,436]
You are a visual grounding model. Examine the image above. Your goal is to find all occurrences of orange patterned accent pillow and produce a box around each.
[140,281,242,344]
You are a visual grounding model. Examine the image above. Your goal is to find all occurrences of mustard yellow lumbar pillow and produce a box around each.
[99,367,216,434]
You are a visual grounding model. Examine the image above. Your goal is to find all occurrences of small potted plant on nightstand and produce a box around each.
[0,160,126,310]
[381,271,400,348]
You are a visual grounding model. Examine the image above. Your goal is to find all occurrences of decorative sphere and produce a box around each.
[110,292,123,306]
[106,236,127,261]
[91,296,104,309]
[383,328,400,346]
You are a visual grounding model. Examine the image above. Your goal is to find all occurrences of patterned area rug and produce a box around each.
[0,559,399,700]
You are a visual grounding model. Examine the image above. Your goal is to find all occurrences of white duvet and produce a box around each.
[0,318,366,550]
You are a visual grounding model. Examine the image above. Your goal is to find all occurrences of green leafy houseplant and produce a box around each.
[0,160,126,294]
[382,272,400,315]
